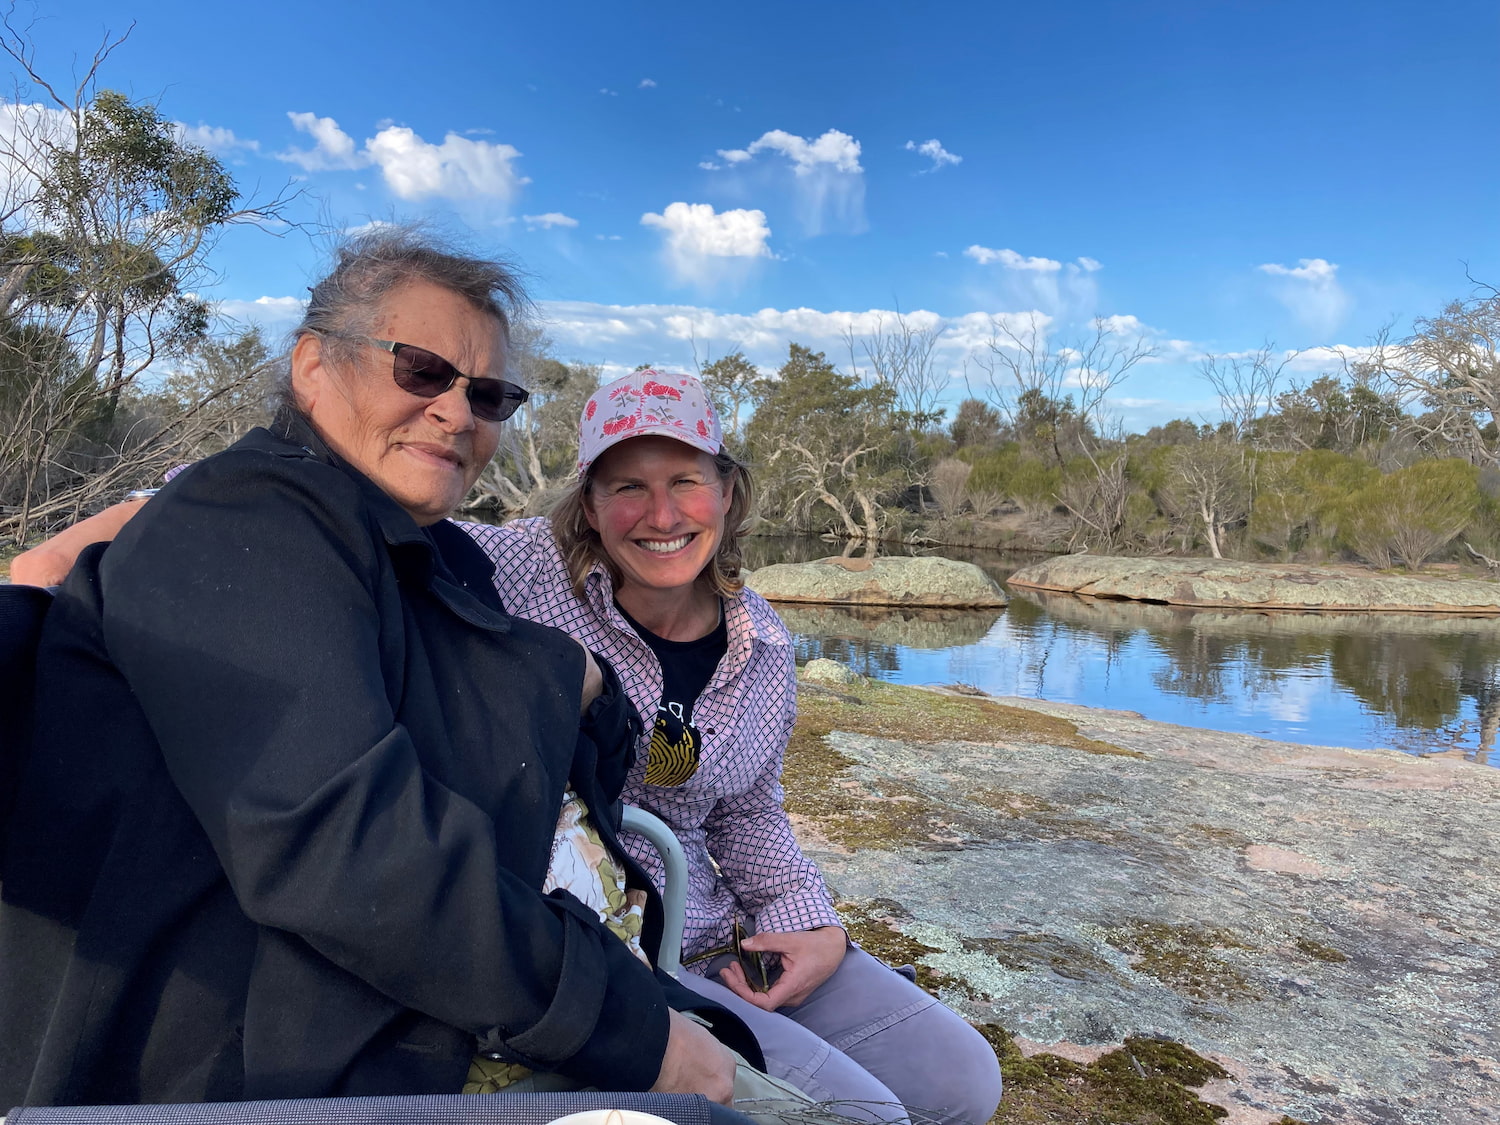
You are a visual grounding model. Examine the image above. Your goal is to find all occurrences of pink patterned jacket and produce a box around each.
[461,517,844,966]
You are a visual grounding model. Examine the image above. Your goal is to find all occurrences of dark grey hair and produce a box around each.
[271,225,531,413]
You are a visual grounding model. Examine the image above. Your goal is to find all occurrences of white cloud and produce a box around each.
[280,112,363,171]
[709,128,865,236]
[1257,257,1338,283]
[717,128,863,175]
[364,126,527,202]
[905,138,961,172]
[342,219,397,235]
[538,300,1045,378]
[600,88,618,97]
[213,294,306,329]
[174,122,260,155]
[277,111,528,205]
[965,245,1063,272]
[1282,343,1379,373]
[523,212,579,230]
[1255,258,1351,337]
[639,78,657,89]
[640,202,772,284]
[0,102,74,210]
[964,246,1109,318]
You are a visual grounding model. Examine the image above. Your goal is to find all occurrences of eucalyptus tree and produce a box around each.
[745,343,904,542]
[0,20,286,541]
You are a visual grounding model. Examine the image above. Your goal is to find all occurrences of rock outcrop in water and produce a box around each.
[786,670,1500,1124]
[1007,554,1500,613]
[745,555,1008,607]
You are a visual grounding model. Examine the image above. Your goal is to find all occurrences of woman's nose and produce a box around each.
[645,487,680,527]
[427,379,478,432]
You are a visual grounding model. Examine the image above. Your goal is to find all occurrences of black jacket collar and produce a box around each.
[261,409,503,613]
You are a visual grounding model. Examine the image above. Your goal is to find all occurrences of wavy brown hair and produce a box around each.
[549,449,754,600]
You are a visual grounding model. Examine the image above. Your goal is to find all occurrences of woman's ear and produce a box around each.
[289,333,327,413]
[581,484,601,533]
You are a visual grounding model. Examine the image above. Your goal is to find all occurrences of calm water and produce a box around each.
[744,536,1500,766]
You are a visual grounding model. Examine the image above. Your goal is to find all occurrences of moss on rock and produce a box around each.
[783,678,1136,850]
[976,1024,1236,1124]
[1105,920,1258,1002]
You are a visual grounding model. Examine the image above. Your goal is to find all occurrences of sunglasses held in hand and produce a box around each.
[683,918,773,993]
[357,336,530,422]
[734,919,772,993]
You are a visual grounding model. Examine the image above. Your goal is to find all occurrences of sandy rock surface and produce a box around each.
[1008,554,1500,613]
[793,678,1500,1124]
[746,554,1008,607]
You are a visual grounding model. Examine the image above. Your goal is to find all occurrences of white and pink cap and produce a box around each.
[577,369,723,474]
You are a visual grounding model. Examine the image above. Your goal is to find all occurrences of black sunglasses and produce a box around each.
[682,919,771,992]
[733,919,772,993]
[358,337,529,423]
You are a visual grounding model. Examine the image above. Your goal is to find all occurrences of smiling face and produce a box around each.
[583,435,734,607]
[291,279,506,525]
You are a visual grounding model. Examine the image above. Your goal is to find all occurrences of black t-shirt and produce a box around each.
[617,600,728,786]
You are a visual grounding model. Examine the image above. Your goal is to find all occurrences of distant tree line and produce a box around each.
[4,39,1495,573]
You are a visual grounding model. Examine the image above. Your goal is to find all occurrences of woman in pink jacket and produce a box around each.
[464,370,1000,1125]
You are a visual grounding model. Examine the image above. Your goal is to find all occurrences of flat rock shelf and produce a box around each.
[1007,554,1500,613]
[785,673,1500,1124]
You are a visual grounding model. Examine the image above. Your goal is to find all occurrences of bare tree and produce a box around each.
[971,313,1155,458]
[927,457,972,518]
[1162,440,1251,558]
[969,315,1154,547]
[1197,343,1296,448]
[1363,289,1500,469]
[467,322,599,514]
[844,310,948,431]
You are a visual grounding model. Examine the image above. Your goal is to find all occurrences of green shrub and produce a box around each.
[1337,459,1480,568]
[1248,450,1379,559]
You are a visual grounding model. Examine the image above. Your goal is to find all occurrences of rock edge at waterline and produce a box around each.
[1008,553,1500,613]
[745,554,1008,607]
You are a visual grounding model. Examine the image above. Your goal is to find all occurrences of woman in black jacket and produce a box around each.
[0,228,756,1108]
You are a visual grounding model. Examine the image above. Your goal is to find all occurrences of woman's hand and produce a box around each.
[10,499,146,586]
[719,925,847,1011]
[650,1009,736,1105]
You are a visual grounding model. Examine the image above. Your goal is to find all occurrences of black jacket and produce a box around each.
[0,413,756,1107]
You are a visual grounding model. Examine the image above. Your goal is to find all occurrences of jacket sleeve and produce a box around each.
[100,452,670,1091]
[699,644,844,936]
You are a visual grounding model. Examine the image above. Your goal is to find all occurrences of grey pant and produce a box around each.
[676,948,1002,1125]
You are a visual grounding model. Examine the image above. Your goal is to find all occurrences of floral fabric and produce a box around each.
[465,788,648,1094]
[576,368,722,473]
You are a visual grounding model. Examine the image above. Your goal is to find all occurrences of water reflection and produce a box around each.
[749,536,1500,765]
[777,605,1003,679]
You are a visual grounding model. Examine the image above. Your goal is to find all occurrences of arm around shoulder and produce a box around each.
[10,498,149,586]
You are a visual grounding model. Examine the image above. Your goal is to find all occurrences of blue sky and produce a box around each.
[19,0,1500,430]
